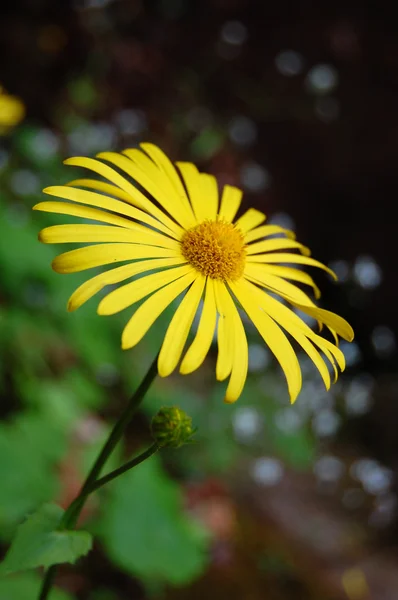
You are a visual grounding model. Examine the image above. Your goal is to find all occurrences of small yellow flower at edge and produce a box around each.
[0,86,25,130]
[33,143,354,403]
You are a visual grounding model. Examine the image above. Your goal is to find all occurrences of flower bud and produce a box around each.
[151,406,195,448]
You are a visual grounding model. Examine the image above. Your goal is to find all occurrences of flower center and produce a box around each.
[180,220,246,281]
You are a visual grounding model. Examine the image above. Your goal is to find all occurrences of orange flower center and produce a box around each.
[181,220,246,281]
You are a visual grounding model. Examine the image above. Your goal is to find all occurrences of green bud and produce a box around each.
[151,406,195,448]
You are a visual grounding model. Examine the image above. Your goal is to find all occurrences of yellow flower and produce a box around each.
[34,143,354,403]
[0,86,25,130]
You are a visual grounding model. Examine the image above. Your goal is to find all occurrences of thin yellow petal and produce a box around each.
[244,225,296,243]
[64,157,183,237]
[140,143,195,220]
[254,264,321,299]
[246,238,310,256]
[245,266,324,330]
[180,278,217,374]
[292,303,354,342]
[199,173,218,221]
[247,267,353,343]
[244,275,345,373]
[68,257,186,312]
[66,179,134,202]
[244,281,331,389]
[245,266,353,341]
[97,151,195,230]
[234,208,266,234]
[39,224,179,250]
[122,270,196,349]
[98,264,193,315]
[176,162,207,222]
[158,275,206,376]
[42,185,182,239]
[247,252,337,279]
[218,185,242,223]
[245,264,318,305]
[34,201,153,231]
[214,280,234,381]
[124,147,196,226]
[224,307,248,403]
[328,327,339,346]
[310,335,346,371]
[230,280,302,403]
[52,243,180,273]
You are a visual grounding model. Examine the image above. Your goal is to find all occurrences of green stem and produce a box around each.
[65,443,159,526]
[38,354,159,600]
[89,443,159,494]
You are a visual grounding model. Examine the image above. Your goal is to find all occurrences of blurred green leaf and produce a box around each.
[0,412,67,538]
[68,77,98,109]
[99,454,208,586]
[268,423,315,470]
[190,127,225,160]
[0,504,92,576]
[0,572,72,600]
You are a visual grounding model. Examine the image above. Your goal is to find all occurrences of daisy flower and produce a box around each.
[34,143,354,403]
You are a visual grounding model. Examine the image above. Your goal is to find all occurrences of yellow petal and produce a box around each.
[214,280,234,381]
[244,224,296,243]
[199,173,218,221]
[97,151,195,230]
[122,270,196,349]
[234,208,266,234]
[293,303,354,342]
[140,143,195,219]
[245,282,331,389]
[39,224,180,250]
[246,238,310,256]
[98,264,193,315]
[67,257,186,311]
[52,243,180,273]
[158,275,206,376]
[246,266,354,343]
[245,264,318,305]
[125,147,197,226]
[247,252,337,279]
[66,179,134,202]
[64,157,183,237]
[180,278,217,374]
[34,201,152,231]
[224,307,248,403]
[218,185,242,223]
[310,334,346,371]
[42,185,182,239]
[245,266,324,330]
[254,264,321,299]
[230,280,302,403]
[176,162,207,222]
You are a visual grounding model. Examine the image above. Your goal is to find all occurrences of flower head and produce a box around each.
[151,406,195,448]
[34,143,354,403]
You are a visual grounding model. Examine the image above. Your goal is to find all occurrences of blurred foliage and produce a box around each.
[0,572,72,600]
[1,504,92,575]
[98,456,208,588]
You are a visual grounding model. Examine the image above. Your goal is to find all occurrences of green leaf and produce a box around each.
[0,572,72,600]
[99,455,208,586]
[0,415,66,538]
[0,504,92,576]
[190,127,225,160]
